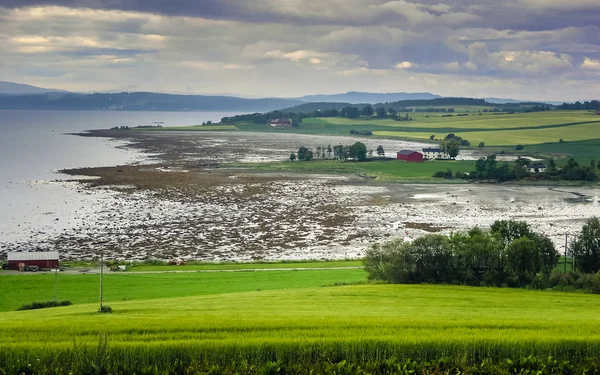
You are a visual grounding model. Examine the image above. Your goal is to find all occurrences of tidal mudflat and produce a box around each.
[2,129,598,261]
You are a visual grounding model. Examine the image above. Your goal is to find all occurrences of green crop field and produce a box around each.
[0,268,364,312]
[2,284,600,373]
[232,159,476,182]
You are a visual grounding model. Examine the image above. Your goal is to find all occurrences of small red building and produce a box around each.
[270,118,292,128]
[397,150,424,162]
[7,251,59,271]
[596,110,600,115]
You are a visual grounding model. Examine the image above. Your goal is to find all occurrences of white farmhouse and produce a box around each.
[422,147,450,160]
[526,163,547,173]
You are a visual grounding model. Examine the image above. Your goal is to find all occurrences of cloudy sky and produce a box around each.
[0,1,599,101]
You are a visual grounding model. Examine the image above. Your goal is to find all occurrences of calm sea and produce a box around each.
[0,110,241,250]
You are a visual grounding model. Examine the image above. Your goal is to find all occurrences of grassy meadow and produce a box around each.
[2,284,600,373]
[0,268,364,312]
[231,159,476,182]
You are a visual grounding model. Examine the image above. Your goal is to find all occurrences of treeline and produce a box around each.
[558,100,600,110]
[292,142,376,161]
[434,155,599,182]
[221,110,303,126]
[365,218,600,292]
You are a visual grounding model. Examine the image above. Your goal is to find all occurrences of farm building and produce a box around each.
[422,147,450,160]
[270,118,292,128]
[7,251,59,271]
[527,163,547,173]
[397,150,423,162]
[596,110,600,115]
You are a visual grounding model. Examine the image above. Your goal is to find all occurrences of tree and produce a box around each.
[368,149,373,158]
[430,135,435,140]
[289,152,296,161]
[441,139,460,158]
[376,107,387,117]
[571,217,600,273]
[341,106,360,119]
[491,220,532,247]
[515,144,524,150]
[349,142,367,161]
[304,149,314,161]
[478,142,485,148]
[297,147,308,161]
[362,105,374,116]
[388,108,397,118]
[376,145,385,157]
[326,144,332,159]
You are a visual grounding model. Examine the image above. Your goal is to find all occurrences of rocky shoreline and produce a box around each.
[3,129,599,261]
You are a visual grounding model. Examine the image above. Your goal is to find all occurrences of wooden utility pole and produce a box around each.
[99,248,104,311]
[564,233,568,273]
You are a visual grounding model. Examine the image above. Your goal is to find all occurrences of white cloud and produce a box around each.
[582,58,600,69]
[395,61,414,69]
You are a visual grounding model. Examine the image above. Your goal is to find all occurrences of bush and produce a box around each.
[515,144,524,150]
[478,142,485,148]
[17,300,72,311]
[98,305,113,313]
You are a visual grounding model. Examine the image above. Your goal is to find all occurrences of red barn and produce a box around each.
[7,251,59,271]
[396,150,423,162]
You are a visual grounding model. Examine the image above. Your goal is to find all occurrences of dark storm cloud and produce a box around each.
[0,0,598,100]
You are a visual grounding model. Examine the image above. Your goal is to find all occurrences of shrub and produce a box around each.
[98,305,113,313]
[478,142,485,148]
[17,300,72,311]
[515,145,524,150]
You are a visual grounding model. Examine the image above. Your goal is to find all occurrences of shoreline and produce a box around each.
[4,128,599,261]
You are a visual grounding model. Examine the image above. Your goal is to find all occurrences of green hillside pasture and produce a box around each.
[454,121,600,146]
[2,285,600,372]
[317,111,600,131]
[0,268,364,312]
[234,159,476,182]
[525,139,600,161]
[375,121,600,146]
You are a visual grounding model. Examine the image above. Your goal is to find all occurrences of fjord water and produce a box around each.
[0,110,237,251]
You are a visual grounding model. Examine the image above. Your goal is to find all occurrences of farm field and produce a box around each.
[0,268,364,312]
[314,110,600,131]
[2,284,600,373]
[232,159,476,182]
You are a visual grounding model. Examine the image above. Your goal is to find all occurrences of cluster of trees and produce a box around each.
[435,155,598,182]
[558,101,600,111]
[291,142,383,162]
[365,220,559,288]
[221,111,303,126]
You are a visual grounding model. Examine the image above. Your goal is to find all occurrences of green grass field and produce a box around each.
[2,284,600,373]
[231,159,476,182]
[0,268,365,312]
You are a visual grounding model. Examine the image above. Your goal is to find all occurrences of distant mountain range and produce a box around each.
[0,81,574,111]
[0,81,68,95]
[293,91,441,104]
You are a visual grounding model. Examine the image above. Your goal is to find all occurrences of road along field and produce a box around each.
[2,284,600,373]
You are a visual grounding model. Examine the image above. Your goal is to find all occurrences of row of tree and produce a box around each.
[291,143,385,162]
[365,218,600,290]
[435,155,599,182]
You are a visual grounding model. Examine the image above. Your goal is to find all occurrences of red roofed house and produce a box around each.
[270,118,292,128]
[596,110,600,115]
[7,251,59,271]
[396,150,423,162]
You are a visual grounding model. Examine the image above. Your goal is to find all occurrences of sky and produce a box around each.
[0,0,599,101]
